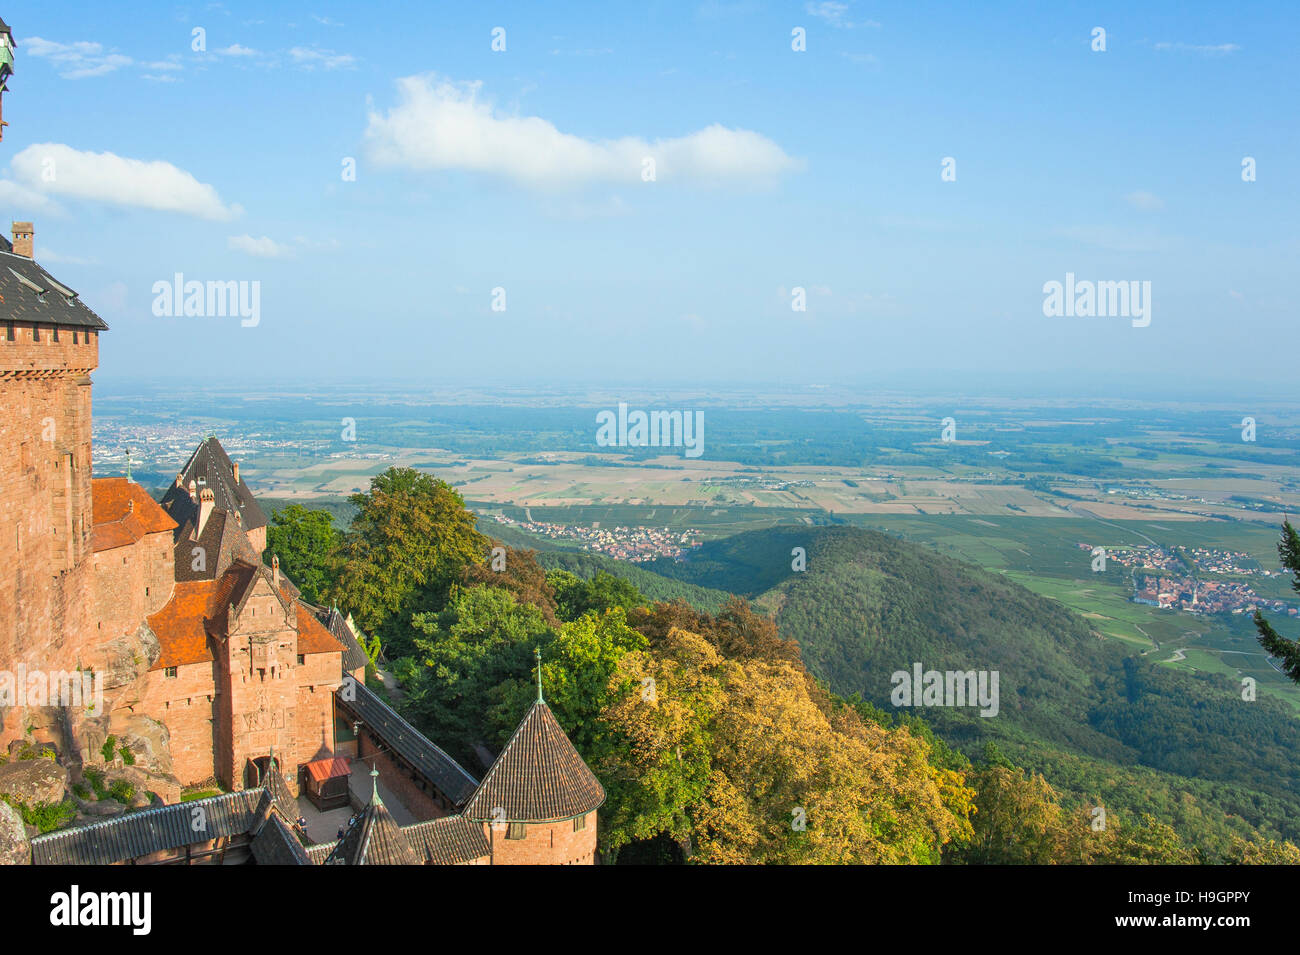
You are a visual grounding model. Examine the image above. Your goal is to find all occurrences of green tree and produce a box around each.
[1254,520,1300,681]
[548,570,646,622]
[394,586,553,767]
[329,467,489,656]
[265,504,337,603]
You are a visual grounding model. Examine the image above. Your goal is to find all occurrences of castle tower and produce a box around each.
[160,436,269,578]
[462,650,605,864]
[323,767,420,865]
[0,224,108,722]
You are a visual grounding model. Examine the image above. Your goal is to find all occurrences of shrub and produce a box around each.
[83,767,108,800]
[118,745,135,766]
[108,779,135,804]
[100,735,117,763]
[1,795,76,834]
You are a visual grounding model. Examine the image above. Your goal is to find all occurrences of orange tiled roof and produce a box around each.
[92,478,177,552]
[305,757,351,782]
[297,603,345,656]
[148,563,343,670]
[146,580,219,669]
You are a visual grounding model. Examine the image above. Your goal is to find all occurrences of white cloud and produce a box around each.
[228,234,292,257]
[804,2,880,29]
[10,144,241,221]
[1154,41,1240,55]
[1051,225,1167,254]
[26,37,133,79]
[1124,191,1164,211]
[35,247,97,266]
[289,46,355,69]
[216,44,261,57]
[0,178,58,211]
[363,74,803,189]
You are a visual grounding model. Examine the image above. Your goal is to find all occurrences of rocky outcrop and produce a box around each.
[108,714,174,777]
[0,800,29,865]
[95,621,161,692]
[0,757,68,808]
[102,765,181,807]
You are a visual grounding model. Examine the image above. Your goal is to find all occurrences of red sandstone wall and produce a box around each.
[0,324,99,745]
[221,583,301,789]
[482,814,598,865]
[92,530,174,643]
[294,651,342,773]
[138,662,220,786]
[356,733,445,820]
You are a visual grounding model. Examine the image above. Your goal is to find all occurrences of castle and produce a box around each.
[0,223,604,864]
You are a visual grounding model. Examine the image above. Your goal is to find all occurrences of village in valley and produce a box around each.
[1079,542,1299,618]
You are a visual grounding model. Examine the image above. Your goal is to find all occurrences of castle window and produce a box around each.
[52,327,59,342]
[164,667,178,678]
[32,325,39,342]
[573,813,587,832]
[72,330,79,344]
[297,654,305,665]
[507,823,526,840]
[5,321,12,341]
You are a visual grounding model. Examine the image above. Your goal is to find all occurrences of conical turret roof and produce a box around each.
[463,701,605,824]
[323,769,418,865]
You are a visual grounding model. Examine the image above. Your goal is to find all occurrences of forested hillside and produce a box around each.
[650,525,1300,849]
[267,471,1300,862]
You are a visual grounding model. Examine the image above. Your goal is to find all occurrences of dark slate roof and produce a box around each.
[0,250,109,330]
[463,701,605,824]
[403,815,489,865]
[171,506,261,582]
[259,754,302,823]
[304,842,333,865]
[250,812,312,866]
[30,790,263,865]
[321,607,370,672]
[335,680,479,805]
[160,437,267,534]
[322,786,419,866]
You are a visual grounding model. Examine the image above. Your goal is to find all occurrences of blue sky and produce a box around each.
[2,1,1296,397]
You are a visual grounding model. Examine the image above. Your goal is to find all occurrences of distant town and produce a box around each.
[492,514,701,562]
[1079,542,1297,617]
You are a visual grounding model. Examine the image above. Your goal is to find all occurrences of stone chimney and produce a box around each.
[10,222,32,258]
[196,487,215,537]
[271,554,280,588]
[187,479,197,503]
[233,462,240,484]
[175,472,184,489]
